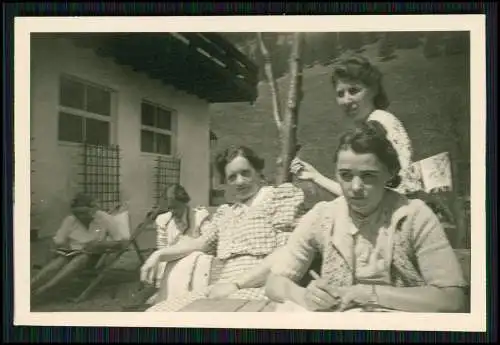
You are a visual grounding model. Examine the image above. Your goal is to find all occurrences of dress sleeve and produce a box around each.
[193,207,211,237]
[269,183,307,245]
[155,212,172,249]
[270,202,325,282]
[98,211,124,241]
[369,110,422,193]
[52,216,74,246]
[198,205,228,255]
[409,200,468,288]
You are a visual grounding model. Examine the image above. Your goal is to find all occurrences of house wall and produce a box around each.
[30,37,211,244]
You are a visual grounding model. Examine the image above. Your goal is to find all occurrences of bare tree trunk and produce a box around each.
[276,33,304,184]
[256,33,283,131]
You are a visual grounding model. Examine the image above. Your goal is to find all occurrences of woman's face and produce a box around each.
[335,79,376,121]
[224,155,261,203]
[335,148,391,215]
[72,206,96,225]
[161,188,186,217]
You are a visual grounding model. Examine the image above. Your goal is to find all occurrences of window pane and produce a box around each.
[156,133,171,155]
[60,77,85,110]
[141,102,155,126]
[141,130,155,153]
[86,118,110,146]
[58,112,83,143]
[86,85,111,116]
[157,108,172,130]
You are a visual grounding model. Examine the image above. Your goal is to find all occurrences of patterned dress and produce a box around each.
[147,183,306,312]
[367,109,424,194]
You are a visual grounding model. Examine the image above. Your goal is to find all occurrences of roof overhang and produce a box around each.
[33,32,259,103]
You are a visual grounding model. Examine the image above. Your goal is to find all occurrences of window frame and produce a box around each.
[140,99,177,157]
[57,74,115,147]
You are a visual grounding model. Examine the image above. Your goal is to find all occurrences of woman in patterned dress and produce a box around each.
[140,145,306,312]
[290,54,423,197]
[266,122,467,313]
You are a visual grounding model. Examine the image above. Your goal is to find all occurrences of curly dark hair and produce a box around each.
[215,145,265,181]
[161,183,191,204]
[333,121,401,188]
[70,192,98,209]
[331,54,390,110]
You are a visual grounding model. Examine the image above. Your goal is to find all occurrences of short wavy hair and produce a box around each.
[215,145,265,181]
[161,183,191,204]
[333,121,401,188]
[330,54,390,110]
[70,192,98,209]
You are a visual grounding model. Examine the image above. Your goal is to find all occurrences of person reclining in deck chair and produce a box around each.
[145,183,211,305]
[140,145,307,312]
[30,193,127,302]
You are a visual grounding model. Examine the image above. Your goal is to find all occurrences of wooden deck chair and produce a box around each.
[415,151,468,248]
[73,202,155,303]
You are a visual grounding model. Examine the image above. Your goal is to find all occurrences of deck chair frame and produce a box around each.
[73,203,154,303]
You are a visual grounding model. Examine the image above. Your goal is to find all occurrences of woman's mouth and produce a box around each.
[345,104,358,116]
[349,196,367,204]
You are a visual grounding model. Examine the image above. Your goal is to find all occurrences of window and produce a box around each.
[58,75,112,145]
[140,101,175,155]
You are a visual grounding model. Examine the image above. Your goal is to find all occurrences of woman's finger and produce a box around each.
[140,266,148,282]
[309,285,339,306]
[338,291,355,311]
[314,279,340,298]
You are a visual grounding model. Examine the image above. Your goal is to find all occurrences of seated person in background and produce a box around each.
[147,183,211,304]
[140,145,306,312]
[31,193,126,301]
[265,122,467,313]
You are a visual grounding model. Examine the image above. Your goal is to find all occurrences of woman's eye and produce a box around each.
[348,87,361,95]
[340,172,353,181]
[361,173,378,184]
[241,170,252,178]
[337,90,345,98]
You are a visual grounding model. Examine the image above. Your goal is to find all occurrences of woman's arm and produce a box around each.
[266,273,308,305]
[290,158,343,196]
[337,283,465,313]
[340,200,468,313]
[155,236,208,262]
[52,216,73,248]
[233,247,287,289]
[371,285,465,312]
[312,174,343,197]
[264,203,325,300]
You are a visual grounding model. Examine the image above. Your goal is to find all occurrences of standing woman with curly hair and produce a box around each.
[291,54,423,197]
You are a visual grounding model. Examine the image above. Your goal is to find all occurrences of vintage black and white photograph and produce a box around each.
[15,15,486,331]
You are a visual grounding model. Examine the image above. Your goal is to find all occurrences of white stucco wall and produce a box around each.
[30,36,210,241]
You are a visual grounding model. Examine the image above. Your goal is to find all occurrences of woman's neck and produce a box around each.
[355,107,376,123]
[348,200,384,230]
[238,186,263,207]
[173,206,188,220]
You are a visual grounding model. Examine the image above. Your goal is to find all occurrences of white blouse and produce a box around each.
[155,206,210,248]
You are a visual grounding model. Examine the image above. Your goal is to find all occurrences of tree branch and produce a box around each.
[256,33,283,131]
[276,32,305,184]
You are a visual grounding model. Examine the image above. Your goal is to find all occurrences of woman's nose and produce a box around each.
[235,174,246,185]
[351,176,364,192]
